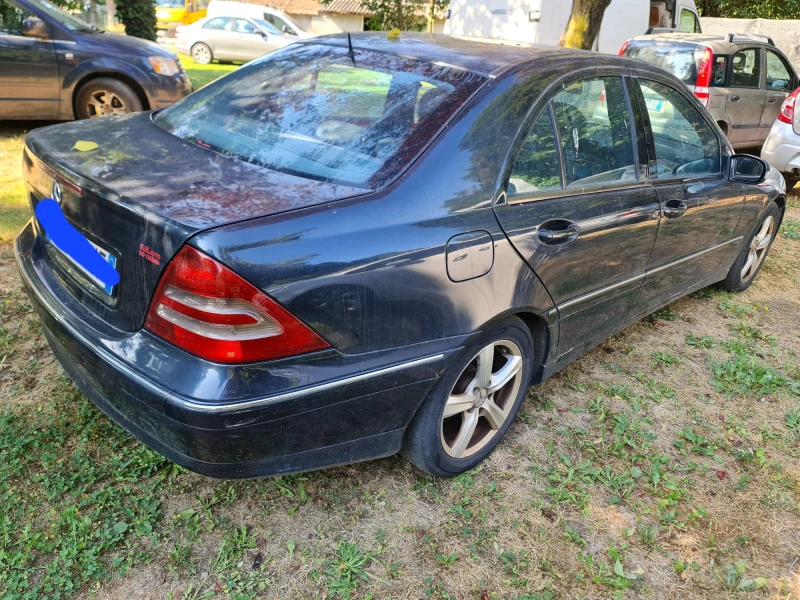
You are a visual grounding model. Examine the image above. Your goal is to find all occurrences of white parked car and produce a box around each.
[176,16,294,64]
[206,0,312,38]
[762,87,800,191]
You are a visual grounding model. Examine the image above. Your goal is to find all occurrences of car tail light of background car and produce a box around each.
[618,41,630,56]
[778,87,800,124]
[693,47,714,107]
[145,246,330,363]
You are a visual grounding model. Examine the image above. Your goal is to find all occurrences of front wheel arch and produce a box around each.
[72,72,149,119]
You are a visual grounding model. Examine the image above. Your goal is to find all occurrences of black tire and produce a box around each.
[191,42,213,65]
[781,173,797,192]
[722,201,782,292]
[402,316,534,477]
[75,78,143,120]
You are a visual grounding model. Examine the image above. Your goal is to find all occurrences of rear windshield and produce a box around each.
[624,42,727,87]
[154,43,486,189]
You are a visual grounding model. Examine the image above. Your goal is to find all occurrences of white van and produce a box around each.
[206,0,313,38]
[443,0,702,55]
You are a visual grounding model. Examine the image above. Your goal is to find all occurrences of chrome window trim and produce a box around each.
[506,181,651,206]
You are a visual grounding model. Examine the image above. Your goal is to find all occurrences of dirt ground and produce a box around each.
[1,198,799,600]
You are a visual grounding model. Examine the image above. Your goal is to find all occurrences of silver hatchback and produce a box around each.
[622,32,798,148]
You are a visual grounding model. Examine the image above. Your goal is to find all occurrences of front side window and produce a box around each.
[552,77,637,188]
[638,79,720,179]
[155,44,486,189]
[0,0,31,35]
[731,48,761,88]
[235,18,256,34]
[508,108,561,195]
[766,50,792,91]
[678,9,700,33]
[265,13,294,35]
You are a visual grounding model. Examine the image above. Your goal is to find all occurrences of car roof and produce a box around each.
[304,32,581,77]
[628,32,780,54]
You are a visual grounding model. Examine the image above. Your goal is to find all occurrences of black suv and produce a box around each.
[0,0,191,120]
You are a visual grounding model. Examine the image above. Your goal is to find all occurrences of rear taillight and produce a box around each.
[144,246,329,363]
[778,87,800,124]
[694,47,713,107]
[618,40,630,56]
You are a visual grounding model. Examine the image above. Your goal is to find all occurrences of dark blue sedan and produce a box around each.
[15,34,785,477]
[0,0,191,120]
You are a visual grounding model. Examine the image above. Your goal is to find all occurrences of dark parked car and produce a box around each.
[15,34,785,478]
[0,0,191,120]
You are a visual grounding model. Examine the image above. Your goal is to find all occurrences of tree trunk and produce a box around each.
[558,0,613,50]
[395,0,405,30]
[427,0,435,32]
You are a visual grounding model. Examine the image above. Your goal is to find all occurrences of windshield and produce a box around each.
[155,44,486,189]
[251,18,281,35]
[155,0,185,7]
[27,0,96,30]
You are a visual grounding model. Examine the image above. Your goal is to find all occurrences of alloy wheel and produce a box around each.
[193,44,211,64]
[85,90,128,118]
[741,216,774,282]
[440,340,524,459]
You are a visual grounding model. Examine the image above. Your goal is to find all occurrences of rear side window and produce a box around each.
[678,9,700,33]
[731,48,761,88]
[552,77,637,188]
[508,108,562,195]
[625,42,728,88]
[203,17,228,30]
[637,79,720,179]
[155,44,486,189]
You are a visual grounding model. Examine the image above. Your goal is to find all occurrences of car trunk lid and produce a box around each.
[24,113,363,332]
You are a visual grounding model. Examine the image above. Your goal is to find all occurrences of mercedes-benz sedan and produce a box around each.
[16,34,785,478]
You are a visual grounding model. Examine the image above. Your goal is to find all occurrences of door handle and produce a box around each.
[663,201,688,219]
[730,95,740,102]
[538,222,579,244]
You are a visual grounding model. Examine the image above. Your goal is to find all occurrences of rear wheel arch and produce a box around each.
[716,120,730,137]
[72,72,150,118]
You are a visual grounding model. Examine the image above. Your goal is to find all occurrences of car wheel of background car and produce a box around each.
[402,316,533,477]
[191,42,213,65]
[722,201,782,292]
[75,78,142,119]
[781,173,797,192]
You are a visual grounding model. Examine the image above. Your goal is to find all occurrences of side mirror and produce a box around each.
[282,24,288,33]
[22,17,49,39]
[730,154,768,184]
[261,33,269,41]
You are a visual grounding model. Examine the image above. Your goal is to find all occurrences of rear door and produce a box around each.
[493,73,661,358]
[760,48,796,140]
[628,75,741,318]
[0,0,59,119]
[201,16,237,59]
[726,47,766,145]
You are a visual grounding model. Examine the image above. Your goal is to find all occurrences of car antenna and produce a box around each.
[347,32,356,64]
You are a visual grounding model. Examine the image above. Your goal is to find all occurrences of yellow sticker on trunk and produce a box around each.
[72,141,99,152]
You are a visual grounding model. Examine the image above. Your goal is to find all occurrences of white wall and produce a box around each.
[702,17,800,71]
[292,13,364,34]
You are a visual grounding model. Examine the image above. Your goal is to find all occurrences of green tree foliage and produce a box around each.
[115,0,157,40]
[698,0,800,18]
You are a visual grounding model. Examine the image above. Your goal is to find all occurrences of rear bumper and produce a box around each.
[15,221,450,478]
[761,120,800,174]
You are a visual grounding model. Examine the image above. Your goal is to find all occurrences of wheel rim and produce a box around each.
[440,340,524,459]
[741,215,775,282]
[193,45,210,63]
[86,90,128,118]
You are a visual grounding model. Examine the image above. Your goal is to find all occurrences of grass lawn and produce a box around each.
[2,74,800,598]
[178,53,238,89]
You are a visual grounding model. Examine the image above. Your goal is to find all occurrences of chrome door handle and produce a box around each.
[730,95,740,102]
[538,223,579,243]
[663,202,688,218]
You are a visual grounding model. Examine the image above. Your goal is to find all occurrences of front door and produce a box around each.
[0,0,59,119]
[233,18,271,61]
[759,49,796,141]
[494,74,661,358]
[628,77,742,318]
[725,47,766,146]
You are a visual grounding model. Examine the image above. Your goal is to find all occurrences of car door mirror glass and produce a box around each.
[730,154,768,184]
[22,17,48,38]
